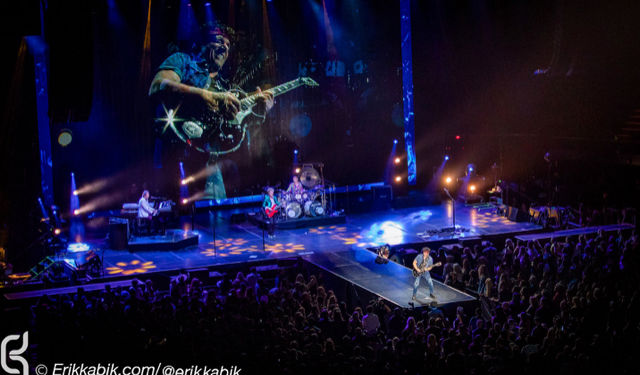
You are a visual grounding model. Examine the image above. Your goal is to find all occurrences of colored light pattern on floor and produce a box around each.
[362,220,406,246]
[408,210,433,222]
[307,225,347,235]
[67,242,91,253]
[106,260,156,275]
[308,223,407,248]
[201,238,256,257]
[200,237,306,256]
[265,242,306,253]
[473,210,518,228]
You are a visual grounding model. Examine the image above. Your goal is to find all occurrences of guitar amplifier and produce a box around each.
[372,186,393,210]
[507,206,530,222]
[109,217,129,250]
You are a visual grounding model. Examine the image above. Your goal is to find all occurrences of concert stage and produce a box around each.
[127,229,199,252]
[76,201,540,308]
[247,211,347,229]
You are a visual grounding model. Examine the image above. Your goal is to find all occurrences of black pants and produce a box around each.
[140,216,164,235]
[266,215,276,235]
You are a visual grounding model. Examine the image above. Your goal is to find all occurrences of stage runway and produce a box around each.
[96,202,540,284]
[304,248,476,308]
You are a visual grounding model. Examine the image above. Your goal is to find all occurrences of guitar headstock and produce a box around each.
[299,77,319,87]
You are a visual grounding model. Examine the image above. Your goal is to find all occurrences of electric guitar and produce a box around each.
[264,203,278,218]
[158,77,319,156]
[412,261,442,277]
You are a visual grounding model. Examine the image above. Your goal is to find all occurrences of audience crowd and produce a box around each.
[24,229,639,374]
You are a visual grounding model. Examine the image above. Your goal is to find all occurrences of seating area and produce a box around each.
[1,228,635,373]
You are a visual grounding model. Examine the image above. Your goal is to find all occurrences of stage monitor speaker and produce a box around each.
[507,206,529,222]
[372,186,393,210]
[337,190,374,213]
[508,206,517,221]
[109,218,129,250]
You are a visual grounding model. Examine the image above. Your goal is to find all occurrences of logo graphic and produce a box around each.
[1,332,28,375]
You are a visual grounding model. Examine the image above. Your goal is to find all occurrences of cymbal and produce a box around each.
[300,166,321,188]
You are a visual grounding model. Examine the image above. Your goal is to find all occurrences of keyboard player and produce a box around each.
[138,190,158,218]
[138,190,159,234]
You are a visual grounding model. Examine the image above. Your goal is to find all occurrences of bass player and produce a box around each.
[262,187,279,238]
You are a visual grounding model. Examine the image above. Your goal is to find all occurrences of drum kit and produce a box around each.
[276,164,327,220]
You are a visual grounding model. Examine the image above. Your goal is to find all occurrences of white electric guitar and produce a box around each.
[158,77,318,156]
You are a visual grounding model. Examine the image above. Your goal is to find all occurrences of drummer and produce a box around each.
[286,175,305,195]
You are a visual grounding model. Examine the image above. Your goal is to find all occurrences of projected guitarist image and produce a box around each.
[411,247,442,302]
[149,22,318,199]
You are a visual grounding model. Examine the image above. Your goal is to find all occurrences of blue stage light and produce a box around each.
[444,155,450,161]
[205,2,211,6]
[67,242,90,253]
[393,139,398,145]
[294,149,299,155]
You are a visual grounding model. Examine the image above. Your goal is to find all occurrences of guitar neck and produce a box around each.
[240,78,307,109]
[422,262,439,271]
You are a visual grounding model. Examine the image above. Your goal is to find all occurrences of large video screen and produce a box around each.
[52,0,403,205]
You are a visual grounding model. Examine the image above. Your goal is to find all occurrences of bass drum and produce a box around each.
[302,191,311,201]
[304,199,325,217]
[277,190,290,204]
[285,202,302,219]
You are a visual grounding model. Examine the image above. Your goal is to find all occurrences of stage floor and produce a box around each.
[96,202,541,281]
[305,248,476,308]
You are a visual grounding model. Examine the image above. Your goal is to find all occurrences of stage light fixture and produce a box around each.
[394,157,401,164]
[294,149,299,155]
[469,184,476,192]
[73,190,79,196]
[295,168,301,174]
[395,176,402,183]
[54,228,61,235]
[58,129,73,147]
[455,135,461,140]
[182,198,188,205]
[393,139,398,145]
[181,179,188,185]
[444,155,450,161]
[445,176,452,184]
[73,209,80,216]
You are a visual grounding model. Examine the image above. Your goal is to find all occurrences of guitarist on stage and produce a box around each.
[412,247,440,301]
[149,22,274,199]
[262,187,279,238]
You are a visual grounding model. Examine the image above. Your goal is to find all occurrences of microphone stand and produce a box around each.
[209,209,217,257]
[443,188,456,232]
